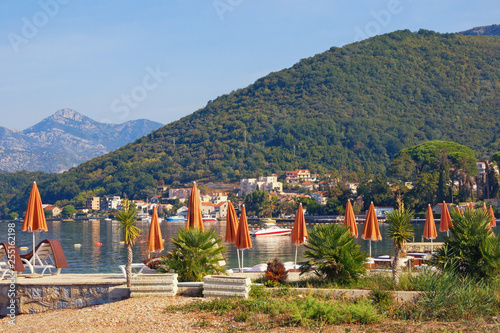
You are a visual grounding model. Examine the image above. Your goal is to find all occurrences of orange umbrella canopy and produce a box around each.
[147,206,164,253]
[225,201,239,243]
[439,201,453,232]
[234,205,252,250]
[291,203,308,245]
[343,200,358,238]
[186,182,204,230]
[489,205,496,228]
[22,182,48,233]
[361,202,382,241]
[423,204,437,240]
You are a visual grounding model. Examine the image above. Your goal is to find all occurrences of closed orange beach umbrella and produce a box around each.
[291,203,308,269]
[186,182,204,230]
[147,206,164,254]
[343,200,358,238]
[234,205,252,272]
[361,202,381,257]
[291,203,308,245]
[225,201,239,243]
[489,205,496,228]
[423,204,438,251]
[225,201,240,269]
[22,182,48,270]
[439,201,453,236]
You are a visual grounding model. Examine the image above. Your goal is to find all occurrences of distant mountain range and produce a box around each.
[0,109,163,173]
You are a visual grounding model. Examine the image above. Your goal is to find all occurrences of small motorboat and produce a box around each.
[165,215,185,222]
[202,214,218,222]
[259,218,277,227]
[249,225,292,237]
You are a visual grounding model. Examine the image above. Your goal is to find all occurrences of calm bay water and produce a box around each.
[0,219,471,274]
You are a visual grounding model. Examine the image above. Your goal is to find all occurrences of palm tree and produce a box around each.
[116,200,141,287]
[433,208,500,280]
[301,223,367,284]
[385,199,414,287]
[159,228,226,281]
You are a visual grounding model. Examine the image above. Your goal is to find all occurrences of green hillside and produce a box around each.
[6,29,500,211]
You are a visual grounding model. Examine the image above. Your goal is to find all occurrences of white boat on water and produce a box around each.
[202,214,218,222]
[165,215,185,222]
[249,225,292,237]
[259,218,277,227]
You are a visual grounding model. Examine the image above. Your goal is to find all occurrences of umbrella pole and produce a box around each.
[294,245,298,270]
[241,249,244,273]
[32,232,36,266]
[369,239,372,257]
[236,248,241,272]
[431,238,433,253]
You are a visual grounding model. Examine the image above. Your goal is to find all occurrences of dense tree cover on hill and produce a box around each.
[2,29,500,214]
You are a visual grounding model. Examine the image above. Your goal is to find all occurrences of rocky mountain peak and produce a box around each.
[52,108,84,122]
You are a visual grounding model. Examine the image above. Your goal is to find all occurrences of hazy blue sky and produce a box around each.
[1,1,498,130]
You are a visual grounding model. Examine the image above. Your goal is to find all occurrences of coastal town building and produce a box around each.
[214,201,228,219]
[240,175,282,194]
[85,197,100,211]
[201,192,228,204]
[176,206,188,217]
[373,206,394,218]
[477,161,487,175]
[345,182,359,195]
[168,188,192,200]
[285,169,317,183]
[42,204,62,217]
[100,196,121,210]
[201,202,215,216]
[312,192,328,205]
[299,181,316,191]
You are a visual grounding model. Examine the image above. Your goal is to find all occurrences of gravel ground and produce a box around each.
[2,296,500,333]
[0,296,318,333]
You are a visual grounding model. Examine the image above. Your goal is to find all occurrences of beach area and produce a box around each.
[2,295,499,333]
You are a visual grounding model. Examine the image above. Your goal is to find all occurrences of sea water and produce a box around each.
[0,219,455,274]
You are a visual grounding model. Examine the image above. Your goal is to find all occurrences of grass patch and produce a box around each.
[406,271,498,320]
[166,285,381,328]
[279,271,416,291]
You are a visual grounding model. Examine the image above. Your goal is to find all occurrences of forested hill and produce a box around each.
[7,29,500,211]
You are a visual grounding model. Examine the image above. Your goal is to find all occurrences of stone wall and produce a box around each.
[0,283,128,315]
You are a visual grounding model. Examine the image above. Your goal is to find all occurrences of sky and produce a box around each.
[0,1,498,131]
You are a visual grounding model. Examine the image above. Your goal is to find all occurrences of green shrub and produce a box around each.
[301,224,367,284]
[432,208,500,280]
[158,228,226,281]
[168,285,381,327]
[370,288,395,312]
[409,270,496,320]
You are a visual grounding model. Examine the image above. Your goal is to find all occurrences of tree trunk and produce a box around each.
[392,248,400,287]
[126,244,133,288]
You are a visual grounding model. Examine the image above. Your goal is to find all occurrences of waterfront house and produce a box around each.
[85,197,100,211]
[201,202,215,216]
[42,204,62,217]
